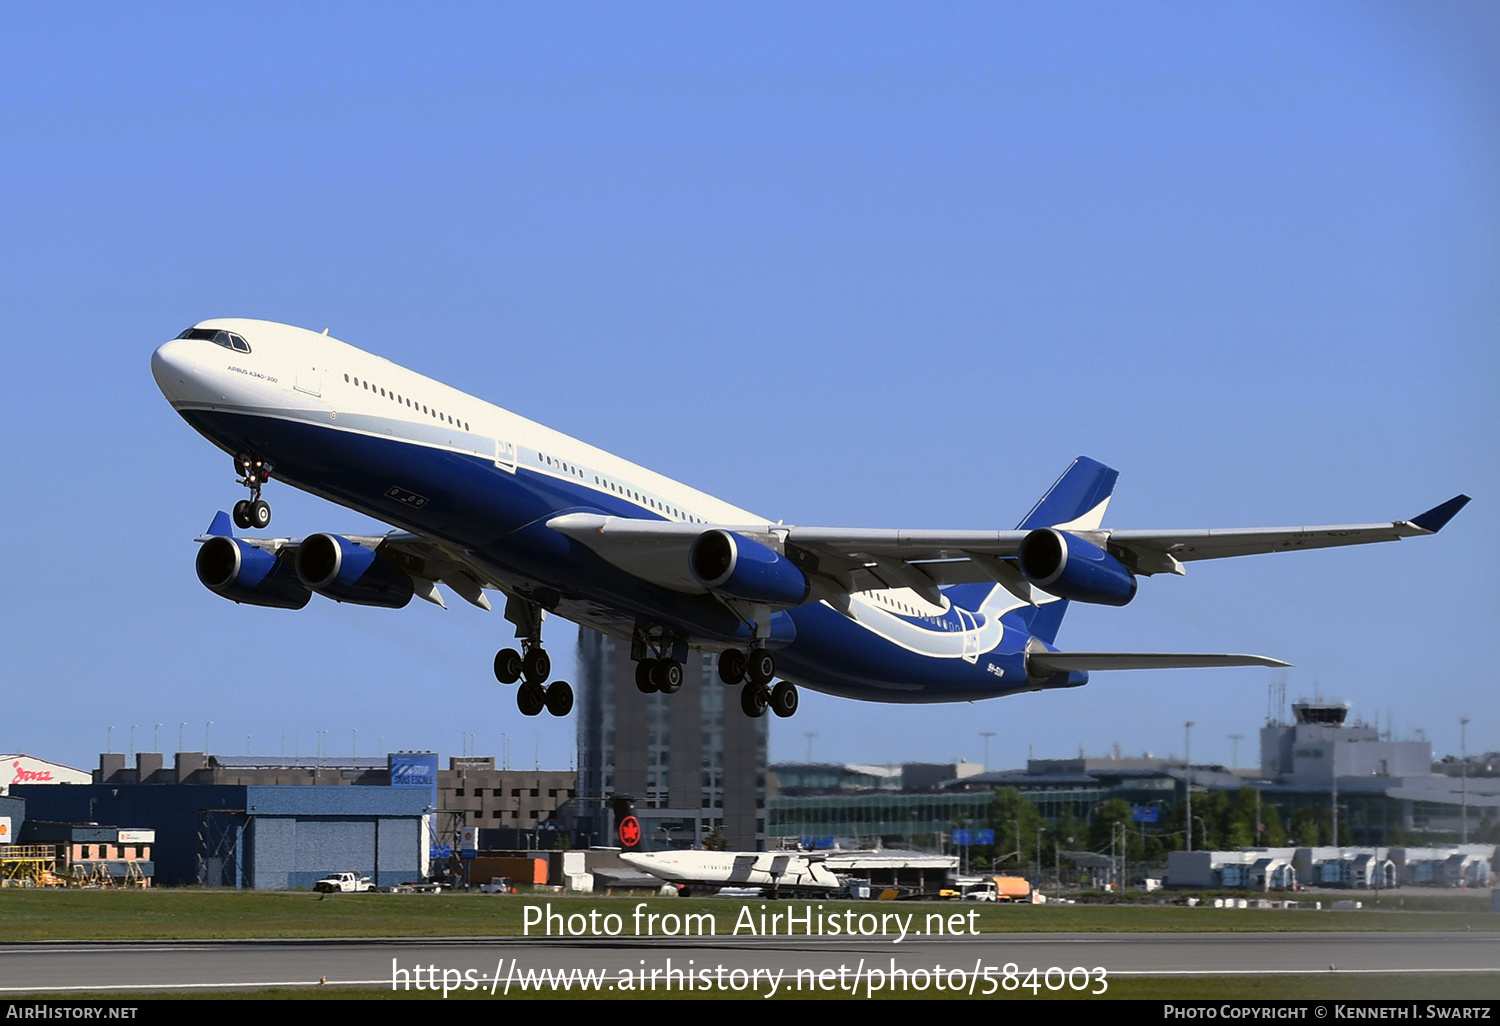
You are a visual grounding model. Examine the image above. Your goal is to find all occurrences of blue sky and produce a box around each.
[3,3,1496,777]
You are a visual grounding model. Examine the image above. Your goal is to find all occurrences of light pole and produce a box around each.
[1184,721,1194,852]
[1460,716,1469,843]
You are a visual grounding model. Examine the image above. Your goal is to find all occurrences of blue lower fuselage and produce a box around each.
[180,407,1066,704]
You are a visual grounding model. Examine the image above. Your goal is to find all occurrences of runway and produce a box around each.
[3,932,1496,995]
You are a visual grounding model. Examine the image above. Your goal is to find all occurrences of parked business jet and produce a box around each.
[152,319,1469,720]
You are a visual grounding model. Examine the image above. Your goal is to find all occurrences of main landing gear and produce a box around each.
[230,454,274,530]
[635,657,684,695]
[492,596,572,717]
[718,647,797,719]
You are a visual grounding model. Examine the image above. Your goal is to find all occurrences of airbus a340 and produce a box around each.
[152,319,1469,720]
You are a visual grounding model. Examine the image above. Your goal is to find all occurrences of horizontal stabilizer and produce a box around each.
[1027,651,1291,674]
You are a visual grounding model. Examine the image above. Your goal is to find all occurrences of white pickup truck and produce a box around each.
[314,871,376,893]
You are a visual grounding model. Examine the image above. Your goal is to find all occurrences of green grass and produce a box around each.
[5,893,1495,1000]
[2,889,1495,942]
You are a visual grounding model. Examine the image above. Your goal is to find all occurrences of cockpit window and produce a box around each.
[176,327,251,353]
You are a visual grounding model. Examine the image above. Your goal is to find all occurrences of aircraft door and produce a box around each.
[958,608,980,664]
[294,364,322,397]
[494,439,516,473]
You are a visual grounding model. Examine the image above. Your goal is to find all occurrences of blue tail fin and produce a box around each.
[1015,456,1118,531]
[948,457,1119,645]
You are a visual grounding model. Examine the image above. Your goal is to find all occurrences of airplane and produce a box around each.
[152,318,1471,721]
[609,796,841,896]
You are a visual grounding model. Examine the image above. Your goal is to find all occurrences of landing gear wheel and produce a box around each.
[651,659,684,694]
[770,681,799,718]
[740,683,769,718]
[249,499,271,530]
[522,647,551,684]
[747,648,776,687]
[718,649,747,685]
[635,659,658,694]
[232,500,252,530]
[544,680,574,716]
[493,648,523,684]
[517,681,545,717]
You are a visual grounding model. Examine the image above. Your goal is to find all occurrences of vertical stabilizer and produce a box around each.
[947,457,1119,645]
[206,510,234,537]
[1015,456,1118,531]
[1016,456,1118,643]
[610,794,652,852]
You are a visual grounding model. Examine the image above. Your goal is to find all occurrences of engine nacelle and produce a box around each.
[689,530,810,607]
[295,533,414,608]
[196,536,312,609]
[1017,528,1138,606]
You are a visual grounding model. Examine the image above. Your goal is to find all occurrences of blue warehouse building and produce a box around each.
[13,780,431,889]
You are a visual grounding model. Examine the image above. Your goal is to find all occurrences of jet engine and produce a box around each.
[295,533,415,608]
[689,530,810,607]
[196,536,312,609]
[1017,528,1137,606]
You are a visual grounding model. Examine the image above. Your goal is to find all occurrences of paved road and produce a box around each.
[3,932,1497,995]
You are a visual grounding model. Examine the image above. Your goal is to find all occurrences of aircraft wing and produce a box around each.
[549,494,1469,608]
[1099,494,1471,573]
[785,494,1471,580]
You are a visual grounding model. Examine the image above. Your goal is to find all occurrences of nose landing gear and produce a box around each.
[231,455,274,530]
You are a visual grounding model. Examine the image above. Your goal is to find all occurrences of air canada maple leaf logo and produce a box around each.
[618,815,642,848]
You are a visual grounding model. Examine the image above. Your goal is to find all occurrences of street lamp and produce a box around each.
[1460,716,1469,843]
[1184,721,1195,852]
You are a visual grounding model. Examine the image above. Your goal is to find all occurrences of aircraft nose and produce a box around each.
[152,339,199,401]
[151,339,190,387]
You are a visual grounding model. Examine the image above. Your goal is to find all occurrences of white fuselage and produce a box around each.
[619,850,841,892]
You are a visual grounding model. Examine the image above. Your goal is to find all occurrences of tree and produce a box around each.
[986,788,1045,872]
[1089,799,1144,861]
[1291,807,1321,846]
[1223,788,1261,849]
[1260,801,1287,846]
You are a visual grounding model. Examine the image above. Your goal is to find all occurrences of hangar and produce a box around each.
[13,774,431,889]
